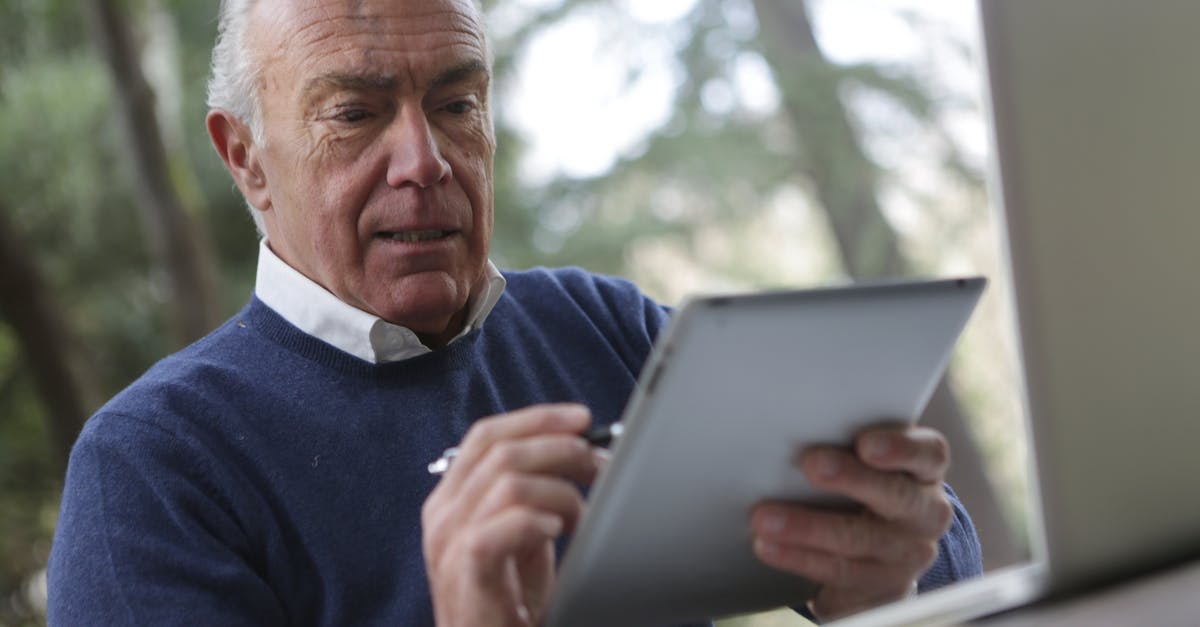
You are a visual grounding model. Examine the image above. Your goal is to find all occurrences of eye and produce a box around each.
[340,110,369,122]
[331,106,373,124]
[444,99,477,115]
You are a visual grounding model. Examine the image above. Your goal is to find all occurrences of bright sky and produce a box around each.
[499,0,985,185]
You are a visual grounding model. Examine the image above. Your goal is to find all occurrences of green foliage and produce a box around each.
[0,325,57,625]
[1,53,172,389]
[0,0,89,68]
[0,5,251,618]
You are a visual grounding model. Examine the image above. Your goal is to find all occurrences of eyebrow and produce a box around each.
[430,59,490,89]
[301,72,398,102]
[301,60,489,102]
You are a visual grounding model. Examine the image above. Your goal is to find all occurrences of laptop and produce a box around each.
[832,1,1200,625]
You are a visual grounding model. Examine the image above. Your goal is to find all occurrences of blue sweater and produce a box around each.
[48,267,982,625]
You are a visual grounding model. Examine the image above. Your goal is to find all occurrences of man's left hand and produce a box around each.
[750,425,954,622]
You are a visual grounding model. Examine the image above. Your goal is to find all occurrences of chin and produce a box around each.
[369,275,470,331]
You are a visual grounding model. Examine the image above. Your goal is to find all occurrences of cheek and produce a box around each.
[458,161,493,244]
[274,174,366,276]
[449,146,494,209]
[305,161,379,242]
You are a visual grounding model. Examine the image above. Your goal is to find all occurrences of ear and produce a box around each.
[206,109,272,213]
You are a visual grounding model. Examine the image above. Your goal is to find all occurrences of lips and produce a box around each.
[376,229,454,243]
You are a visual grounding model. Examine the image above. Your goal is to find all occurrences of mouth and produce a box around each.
[376,229,455,243]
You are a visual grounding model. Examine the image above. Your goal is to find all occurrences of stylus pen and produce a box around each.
[427,422,624,475]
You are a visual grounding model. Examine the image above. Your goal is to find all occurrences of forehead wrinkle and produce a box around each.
[279,23,487,90]
[281,1,485,52]
[253,0,490,108]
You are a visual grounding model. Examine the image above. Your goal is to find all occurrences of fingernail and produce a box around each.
[592,448,612,470]
[565,404,591,422]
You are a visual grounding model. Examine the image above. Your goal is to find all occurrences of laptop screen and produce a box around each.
[983,0,1200,591]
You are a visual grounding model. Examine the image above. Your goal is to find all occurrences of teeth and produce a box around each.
[387,230,448,242]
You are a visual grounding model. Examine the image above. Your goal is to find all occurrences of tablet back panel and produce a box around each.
[547,278,984,627]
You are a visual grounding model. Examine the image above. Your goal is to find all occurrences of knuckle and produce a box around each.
[548,437,590,472]
[929,495,954,533]
[891,475,924,516]
[860,519,890,557]
[464,527,493,563]
[927,440,950,470]
[833,555,857,588]
[824,516,852,550]
[914,540,939,570]
[840,516,873,555]
[489,441,522,469]
[494,474,529,505]
[464,419,498,447]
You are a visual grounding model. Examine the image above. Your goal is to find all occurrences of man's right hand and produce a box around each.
[421,404,602,627]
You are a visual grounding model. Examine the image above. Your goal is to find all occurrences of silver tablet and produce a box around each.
[545,277,986,627]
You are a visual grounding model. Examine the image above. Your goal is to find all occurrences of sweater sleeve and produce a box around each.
[47,412,285,626]
[919,484,985,591]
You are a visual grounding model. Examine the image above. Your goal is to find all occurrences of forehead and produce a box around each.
[253,0,488,82]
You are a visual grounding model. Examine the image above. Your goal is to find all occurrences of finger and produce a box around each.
[442,404,592,489]
[472,474,587,534]
[422,433,598,557]
[801,448,954,536]
[751,541,911,596]
[452,434,600,510]
[855,426,949,484]
[461,507,563,585]
[751,504,939,570]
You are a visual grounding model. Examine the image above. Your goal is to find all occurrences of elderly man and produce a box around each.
[48,0,982,625]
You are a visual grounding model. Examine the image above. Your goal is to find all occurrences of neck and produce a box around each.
[415,308,468,350]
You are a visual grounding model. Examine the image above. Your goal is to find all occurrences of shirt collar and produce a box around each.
[254,239,506,363]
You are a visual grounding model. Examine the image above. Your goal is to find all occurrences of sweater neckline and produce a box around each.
[237,297,484,376]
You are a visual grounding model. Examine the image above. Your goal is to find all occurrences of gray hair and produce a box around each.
[207,0,263,138]
[205,0,491,236]
[207,0,267,233]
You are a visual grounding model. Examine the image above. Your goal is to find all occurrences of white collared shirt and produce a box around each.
[254,239,506,363]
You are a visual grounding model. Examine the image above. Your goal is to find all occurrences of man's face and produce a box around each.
[247,0,495,345]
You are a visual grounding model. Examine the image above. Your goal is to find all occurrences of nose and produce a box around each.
[385,105,452,189]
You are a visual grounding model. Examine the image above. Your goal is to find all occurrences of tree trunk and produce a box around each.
[0,205,92,470]
[749,1,905,281]
[82,0,220,346]
[750,0,1022,570]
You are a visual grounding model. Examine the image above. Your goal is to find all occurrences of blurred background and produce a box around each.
[0,0,1031,624]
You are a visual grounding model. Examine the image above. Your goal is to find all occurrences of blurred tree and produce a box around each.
[0,0,234,621]
[0,203,92,470]
[82,0,221,347]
